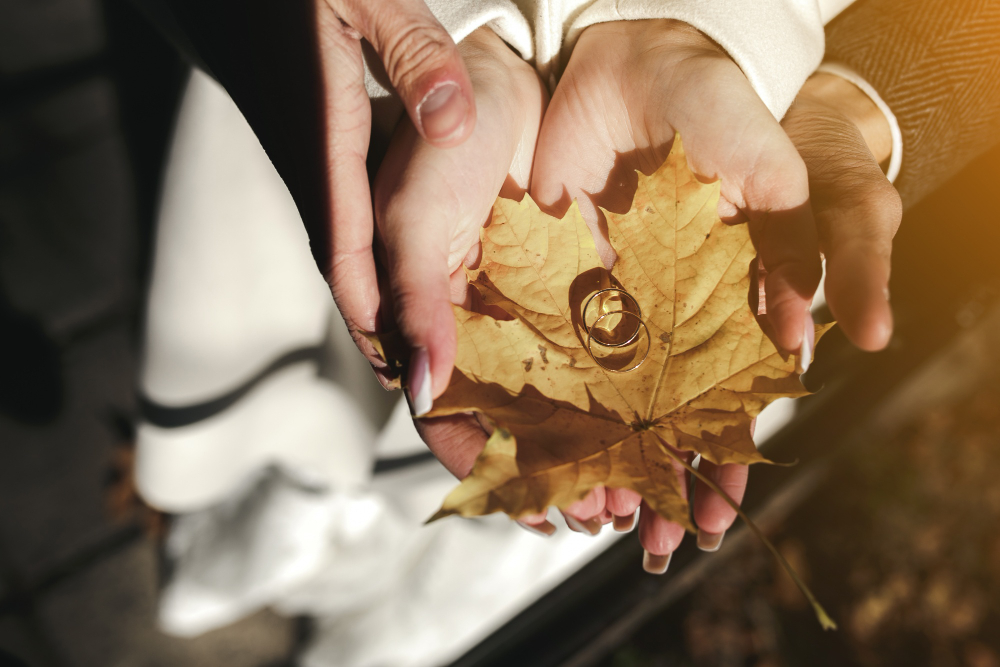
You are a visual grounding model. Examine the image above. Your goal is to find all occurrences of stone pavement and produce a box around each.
[0,1,297,665]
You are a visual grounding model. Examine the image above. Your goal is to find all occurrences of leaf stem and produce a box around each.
[653,434,837,630]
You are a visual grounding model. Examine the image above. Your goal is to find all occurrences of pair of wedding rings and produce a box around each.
[581,288,651,373]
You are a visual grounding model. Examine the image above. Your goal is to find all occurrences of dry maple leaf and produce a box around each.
[394,137,831,529]
[367,136,838,629]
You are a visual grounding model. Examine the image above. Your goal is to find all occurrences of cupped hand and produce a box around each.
[313,0,479,384]
[371,27,547,482]
[371,26,613,538]
[529,20,823,568]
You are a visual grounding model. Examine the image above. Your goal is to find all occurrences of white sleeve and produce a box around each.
[565,0,826,120]
[816,62,903,183]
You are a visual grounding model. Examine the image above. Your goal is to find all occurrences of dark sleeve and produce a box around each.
[128,0,334,276]
[825,0,1000,208]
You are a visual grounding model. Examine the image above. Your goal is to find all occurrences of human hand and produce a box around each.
[371,27,546,479]
[528,20,822,569]
[313,0,480,383]
[781,72,901,351]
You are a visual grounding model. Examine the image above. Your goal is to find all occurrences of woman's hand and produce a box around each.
[529,20,822,569]
[314,0,480,384]
[372,27,546,480]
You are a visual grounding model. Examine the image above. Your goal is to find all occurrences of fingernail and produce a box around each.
[643,550,672,575]
[417,82,468,142]
[564,514,602,536]
[517,520,556,537]
[372,365,395,390]
[796,313,815,374]
[697,529,725,552]
[883,286,891,301]
[613,513,637,533]
[409,347,433,417]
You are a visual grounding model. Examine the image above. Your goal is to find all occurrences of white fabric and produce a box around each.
[157,405,623,666]
[142,68,334,405]
[137,71,378,511]
[136,363,375,512]
[142,70,625,667]
[564,0,825,119]
[817,62,904,183]
[372,0,862,121]
[160,463,621,667]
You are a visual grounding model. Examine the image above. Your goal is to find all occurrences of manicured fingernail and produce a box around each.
[697,529,725,552]
[796,313,815,374]
[409,347,432,416]
[613,513,636,533]
[417,82,468,141]
[564,514,602,536]
[518,520,556,537]
[643,550,672,575]
[372,366,394,390]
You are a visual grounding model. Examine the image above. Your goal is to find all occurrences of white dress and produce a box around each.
[134,2,903,664]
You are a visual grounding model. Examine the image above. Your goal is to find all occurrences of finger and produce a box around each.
[605,487,642,532]
[328,0,475,146]
[637,450,692,573]
[419,413,557,536]
[815,162,901,352]
[692,460,748,552]
[517,512,556,537]
[561,486,605,536]
[315,3,384,373]
[380,191,458,416]
[374,28,543,415]
[661,75,821,358]
[517,509,557,537]
[413,413,487,479]
[637,500,686,574]
[743,156,822,362]
[517,519,558,537]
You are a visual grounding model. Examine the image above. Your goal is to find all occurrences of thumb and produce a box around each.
[815,160,901,352]
[328,0,476,146]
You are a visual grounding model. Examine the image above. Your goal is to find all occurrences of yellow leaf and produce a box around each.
[424,135,831,523]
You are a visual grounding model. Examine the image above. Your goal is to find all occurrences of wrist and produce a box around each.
[799,72,893,165]
[581,19,727,61]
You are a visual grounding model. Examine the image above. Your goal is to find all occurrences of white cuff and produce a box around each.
[816,62,903,183]
[565,0,826,120]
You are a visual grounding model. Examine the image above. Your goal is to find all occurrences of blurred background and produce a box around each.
[2,1,1000,666]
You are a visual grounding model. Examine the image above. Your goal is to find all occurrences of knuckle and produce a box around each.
[823,180,903,244]
[745,147,810,211]
[874,182,903,230]
[327,259,362,305]
[390,281,424,322]
[380,21,453,95]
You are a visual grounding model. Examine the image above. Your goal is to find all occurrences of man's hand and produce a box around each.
[529,20,822,568]
[782,72,901,351]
